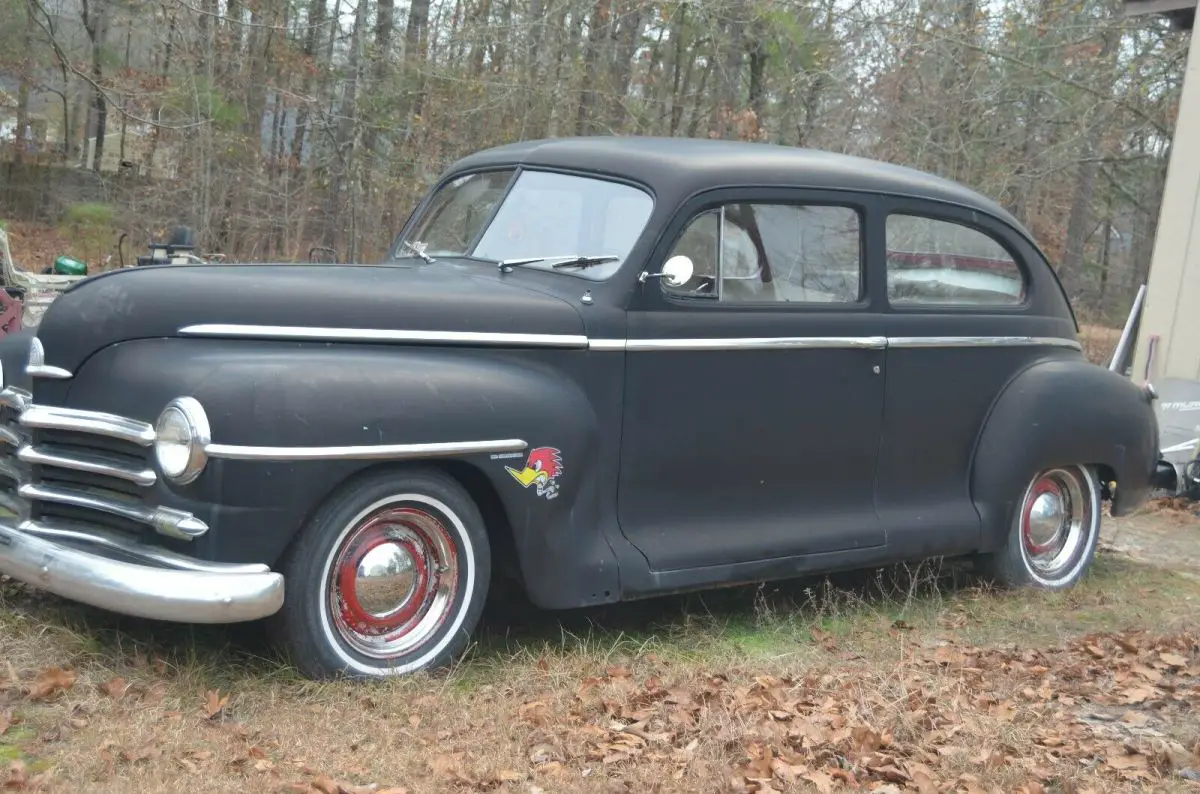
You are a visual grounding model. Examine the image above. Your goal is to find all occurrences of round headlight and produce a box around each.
[154,397,211,484]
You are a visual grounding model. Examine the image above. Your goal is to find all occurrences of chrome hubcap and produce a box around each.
[328,505,460,659]
[354,542,421,619]
[1020,466,1094,580]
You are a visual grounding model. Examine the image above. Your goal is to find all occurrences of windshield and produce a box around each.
[397,168,655,280]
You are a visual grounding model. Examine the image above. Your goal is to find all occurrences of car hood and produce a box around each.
[33,262,587,375]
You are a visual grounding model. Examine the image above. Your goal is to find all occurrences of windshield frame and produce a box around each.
[389,165,658,282]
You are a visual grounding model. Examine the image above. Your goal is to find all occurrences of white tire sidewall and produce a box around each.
[316,492,477,677]
[1016,464,1100,588]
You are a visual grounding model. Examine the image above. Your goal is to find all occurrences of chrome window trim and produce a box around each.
[204,438,528,462]
[179,324,589,349]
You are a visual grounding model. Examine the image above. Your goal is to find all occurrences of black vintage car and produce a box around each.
[0,137,1169,679]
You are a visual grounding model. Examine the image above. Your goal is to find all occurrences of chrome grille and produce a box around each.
[0,387,207,542]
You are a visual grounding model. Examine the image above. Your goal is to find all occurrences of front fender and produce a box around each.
[971,358,1158,550]
[64,337,618,606]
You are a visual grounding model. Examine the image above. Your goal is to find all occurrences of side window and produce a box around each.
[662,210,721,297]
[886,214,1026,306]
[661,203,862,303]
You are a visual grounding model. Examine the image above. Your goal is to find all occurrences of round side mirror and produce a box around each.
[661,255,694,287]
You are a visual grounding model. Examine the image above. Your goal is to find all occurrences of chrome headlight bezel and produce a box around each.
[153,397,211,484]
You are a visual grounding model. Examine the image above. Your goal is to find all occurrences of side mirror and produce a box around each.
[639,255,694,287]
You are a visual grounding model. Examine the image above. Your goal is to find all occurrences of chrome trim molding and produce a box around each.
[26,365,73,380]
[18,519,269,574]
[19,405,157,446]
[19,482,208,540]
[622,336,889,352]
[204,438,528,462]
[587,338,628,351]
[588,335,1081,352]
[0,387,31,413]
[886,335,1083,351]
[0,519,284,623]
[17,444,157,487]
[178,324,1082,353]
[179,324,590,349]
[0,426,19,447]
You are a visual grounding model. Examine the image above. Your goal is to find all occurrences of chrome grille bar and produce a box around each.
[20,405,156,446]
[18,483,207,540]
[0,387,31,413]
[18,444,157,487]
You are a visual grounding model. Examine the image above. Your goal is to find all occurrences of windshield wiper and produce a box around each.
[498,254,619,273]
[398,240,435,264]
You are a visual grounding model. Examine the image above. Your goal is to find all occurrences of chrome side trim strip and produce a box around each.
[17,519,269,574]
[19,405,157,446]
[204,438,528,462]
[18,444,157,487]
[26,364,73,380]
[623,337,889,352]
[0,519,284,623]
[18,483,208,540]
[179,324,589,349]
[589,335,1080,352]
[886,336,1083,351]
[178,325,1081,353]
[587,338,628,351]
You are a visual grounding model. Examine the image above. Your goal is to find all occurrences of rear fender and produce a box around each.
[971,358,1158,550]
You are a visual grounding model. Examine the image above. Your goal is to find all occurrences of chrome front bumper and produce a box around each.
[0,519,285,623]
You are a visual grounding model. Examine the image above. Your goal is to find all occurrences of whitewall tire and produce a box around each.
[978,464,1102,590]
[267,467,491,679]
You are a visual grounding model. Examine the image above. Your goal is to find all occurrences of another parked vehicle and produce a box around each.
[0,227,88,332]
[0,137,1170,679]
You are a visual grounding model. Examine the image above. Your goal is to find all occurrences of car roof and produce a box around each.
[447,136,1033,247]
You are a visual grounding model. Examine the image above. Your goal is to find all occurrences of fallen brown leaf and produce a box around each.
[100,677,128,701]
[203,689,230,719]
[26,667,75,701]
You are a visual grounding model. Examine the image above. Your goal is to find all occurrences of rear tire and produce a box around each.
[267,467,490,679]
[976,464,1101,590]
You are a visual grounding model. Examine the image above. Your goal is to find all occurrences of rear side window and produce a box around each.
[886,214,1026,306]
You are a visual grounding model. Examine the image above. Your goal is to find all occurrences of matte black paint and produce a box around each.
[23,137,1160,613]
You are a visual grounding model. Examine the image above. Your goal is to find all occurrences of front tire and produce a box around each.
[977,464,1101,590]
[268,467,491,679]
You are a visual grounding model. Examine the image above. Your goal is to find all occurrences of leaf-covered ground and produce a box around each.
[2,507,1199,793]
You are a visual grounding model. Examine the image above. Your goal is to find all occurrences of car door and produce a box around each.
[615,188,889,572]
[871,199,1065,558]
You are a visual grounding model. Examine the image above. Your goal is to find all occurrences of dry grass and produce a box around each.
[2,545,1199,793]
[1079,323,1124,367]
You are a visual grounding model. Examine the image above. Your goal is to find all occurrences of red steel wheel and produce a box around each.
[327,505,460,659]
[269,468,491,679]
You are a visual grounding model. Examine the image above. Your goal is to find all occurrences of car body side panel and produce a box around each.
[970,357,1159,548]
[61,337,623,609]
